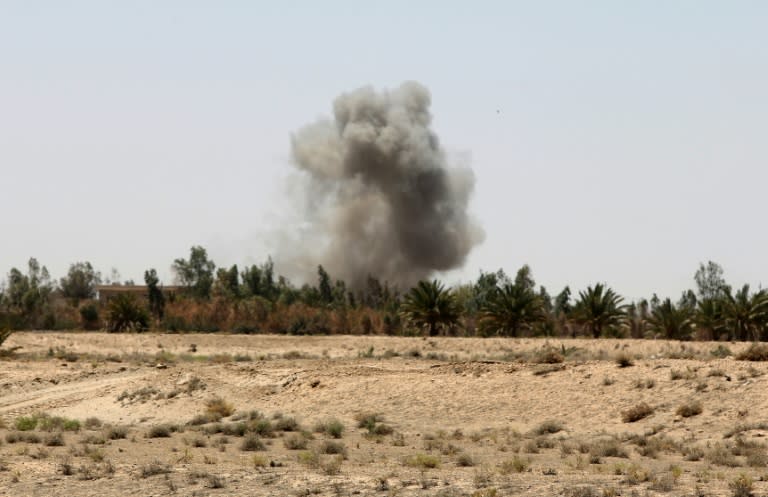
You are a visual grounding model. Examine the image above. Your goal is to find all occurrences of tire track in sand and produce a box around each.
[0,370,147,420]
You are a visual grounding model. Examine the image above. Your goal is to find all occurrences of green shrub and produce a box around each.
[15,416,38,431]
[314,418,344,439]
[106,294,149,332]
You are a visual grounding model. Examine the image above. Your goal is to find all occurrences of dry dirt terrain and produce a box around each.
[0,333,766,497]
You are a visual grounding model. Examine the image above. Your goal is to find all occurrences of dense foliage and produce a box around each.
[1,253,767,340]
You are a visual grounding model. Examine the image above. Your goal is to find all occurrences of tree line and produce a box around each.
[1,248,766,341]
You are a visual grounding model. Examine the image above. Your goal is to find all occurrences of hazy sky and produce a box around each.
[2,1,767,301]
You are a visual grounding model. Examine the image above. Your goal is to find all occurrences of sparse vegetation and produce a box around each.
[676,400,703,418]
[622,402,654,423]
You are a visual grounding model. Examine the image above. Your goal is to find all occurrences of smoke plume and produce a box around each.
[284,81,483,290]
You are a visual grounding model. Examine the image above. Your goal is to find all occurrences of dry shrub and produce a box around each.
[534,420,565,435]
[736,343,768,362]
[534,346,564,364]
[621,403,654,423]
[615,353,634,368]
[205,397,235,420]
[676,400,703,418]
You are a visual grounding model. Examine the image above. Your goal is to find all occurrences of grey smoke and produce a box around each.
[285,81,483,290]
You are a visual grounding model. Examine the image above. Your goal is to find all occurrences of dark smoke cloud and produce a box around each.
[284,81,483,290]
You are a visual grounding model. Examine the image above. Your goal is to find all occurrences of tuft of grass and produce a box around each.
[676,400,703,418]
[44,432,65,447]
[499,456,529,474]
[622,402,654,423]
[139,459,171,478]
[534,420,565,435]
[534,346,564,364]
[205,397,235,420]
[729,473,754,497]
[14,416,38,431]
[319,440,347,457]
[147,424,179,438]
[283,433,309,450]
[105,425,128,440]
[314,418,344,439]
[456,453,475,467]
[273,416,300,432]
[297,450,319,468]
[240,434,265,451]
[405,453,441,469]
[615,353,634,368]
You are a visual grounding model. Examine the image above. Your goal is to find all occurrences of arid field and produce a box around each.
[0,333,766,497]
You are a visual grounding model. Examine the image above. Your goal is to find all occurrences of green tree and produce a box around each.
[241,258,278,301]
[572,283,626,338]
[694,261,728,301]
[60,261,101,301]
[144,269,165,320]
[318,265,333,305]
[172,246,215,299]
[722,285,768,341]
[694,297,727,341]
[6,258,54,323]
[401,280,459,336]
[647,298,694,340]
[479,281,543,337]
[214,264,240,299]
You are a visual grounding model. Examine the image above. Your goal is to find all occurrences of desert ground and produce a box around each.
[0,333,765,497]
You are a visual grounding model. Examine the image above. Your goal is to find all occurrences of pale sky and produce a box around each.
[2,1,767,301]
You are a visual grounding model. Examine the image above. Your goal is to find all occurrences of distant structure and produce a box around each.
[95,285,183,303]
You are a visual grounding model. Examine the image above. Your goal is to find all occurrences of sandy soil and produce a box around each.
[0,333,765,496]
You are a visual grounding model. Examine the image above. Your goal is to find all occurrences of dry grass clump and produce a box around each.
[319,440,347,457]
[273,415,300,432]
[104,425,129,440]
[676,400,703,418]
[729,473,754,497]
[588,438,629,459]
[736,343,768,362]
[240,433,266,451]
[283,433,310,450]
[205,397,235,420]
[707,443,741,467]
[615,353,634,368]
[498,456,529,474]
[633,378,655,389]
[534,420,565,435]
[147,424,181,438]
[44,432,65,447]
[6,431,41,444]
[670,368,697,380]
[139,459,171,478]
[621,402,654,423]
[404,453,441,469]
[314,418,344,439]
[534,346,564,364]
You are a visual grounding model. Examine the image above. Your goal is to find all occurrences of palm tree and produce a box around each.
[694,298,727,341]
[647,298,694,340]
[572,283,626,338]
[722,285,768,341]
[479,283,543,337]
[401,280,459,336]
